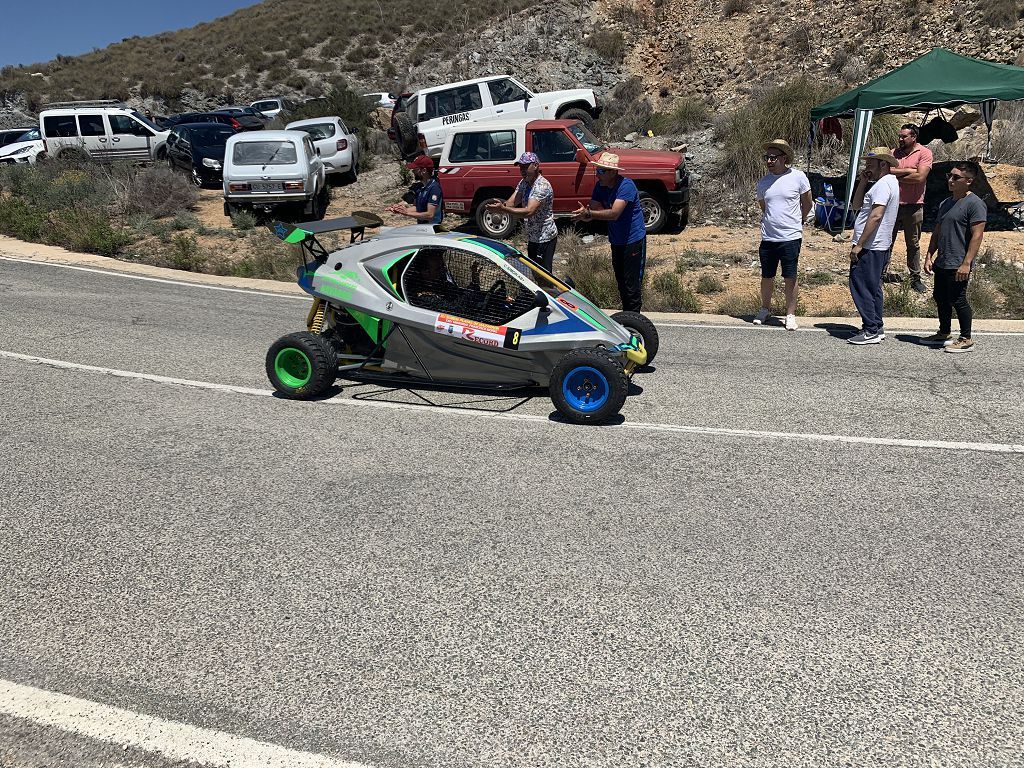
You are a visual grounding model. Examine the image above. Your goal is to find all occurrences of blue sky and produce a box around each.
[0,0,259,68]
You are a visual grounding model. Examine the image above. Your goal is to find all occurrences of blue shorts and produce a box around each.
[759,239,801,279]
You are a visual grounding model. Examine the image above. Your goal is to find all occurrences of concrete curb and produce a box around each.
[3,236,1023,333]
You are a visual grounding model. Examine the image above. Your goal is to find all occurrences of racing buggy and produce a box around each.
[264,214,659,424]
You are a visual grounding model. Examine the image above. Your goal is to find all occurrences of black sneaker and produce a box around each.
[911,277,928,294]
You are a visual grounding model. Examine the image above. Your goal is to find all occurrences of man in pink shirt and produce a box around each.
[889,123,933,293]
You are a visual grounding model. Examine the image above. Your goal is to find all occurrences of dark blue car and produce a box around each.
[166,123,235,187]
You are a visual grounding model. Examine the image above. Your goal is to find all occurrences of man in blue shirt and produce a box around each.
[571,152,647,311]
[388,154,444,225]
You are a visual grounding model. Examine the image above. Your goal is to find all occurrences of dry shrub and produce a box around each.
[114,166,198,218]
[696,274,726,294]
[722,0,751,16]
[645,272,700,312]
[585,30,627,63]
[559,231,621,309]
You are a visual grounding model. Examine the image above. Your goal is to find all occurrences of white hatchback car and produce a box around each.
[285,116,360,184]
[222,130,328,221]
[0,128,45,165]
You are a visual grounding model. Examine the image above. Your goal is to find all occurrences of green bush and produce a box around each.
[288,84,373,131]
[230,209,258,231]
[114,166,198,218]
[696,274,726,294]
[649,99,713,135]
[804,270,836,286]
[585,30,627,63]
[560,232,621,309]
[52,205,132,256]
[645,272,701,312]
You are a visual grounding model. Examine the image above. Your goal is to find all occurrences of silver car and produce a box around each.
[222,130,328,221]
[285,116,360,184]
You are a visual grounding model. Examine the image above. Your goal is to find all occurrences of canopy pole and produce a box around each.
[981,100,997,161]
[841,108,875,235]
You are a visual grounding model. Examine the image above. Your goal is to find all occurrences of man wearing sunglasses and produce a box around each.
[571,152,647,312]
[922,162,987,353]
[888,124,933,293]
[486,152,557,272]
[754,139,812,330]
[847,147,901,345]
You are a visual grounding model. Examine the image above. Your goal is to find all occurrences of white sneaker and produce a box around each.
[785,314,798,331]
[752,307,771,325]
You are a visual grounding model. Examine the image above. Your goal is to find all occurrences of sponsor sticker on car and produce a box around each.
[434,313,520,349]
[441,112,471,126]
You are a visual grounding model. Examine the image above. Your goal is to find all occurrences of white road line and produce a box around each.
[654,321,1024,336]
[0,254,308,301]
[3,350,1022,455]
[0,679,371,768]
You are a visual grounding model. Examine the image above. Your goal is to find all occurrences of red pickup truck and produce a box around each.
[437,119,689,238]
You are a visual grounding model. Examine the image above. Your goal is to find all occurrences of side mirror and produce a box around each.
[534,289,551,314]
[574,148,589,165]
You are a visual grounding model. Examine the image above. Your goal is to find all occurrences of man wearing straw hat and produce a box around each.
[570,152,647,312]
[847,147,901,345]
[754,139,812,330]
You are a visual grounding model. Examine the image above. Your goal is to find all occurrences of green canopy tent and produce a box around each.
[809,48,1024,232]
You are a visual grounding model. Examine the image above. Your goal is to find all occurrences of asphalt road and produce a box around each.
[1,258,1023,768]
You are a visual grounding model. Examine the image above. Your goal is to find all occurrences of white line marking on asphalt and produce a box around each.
[0,679,371,768]
[0,254,308,301]
[3,350,1023,455]
[655,322,1024,336]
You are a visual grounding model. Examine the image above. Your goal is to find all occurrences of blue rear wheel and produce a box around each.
[550,348,628,424]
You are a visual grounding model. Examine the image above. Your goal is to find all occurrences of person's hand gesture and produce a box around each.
[923,253,935,275]
[571,202,588,221]
[956,263,971,281]
[485,201,504,212]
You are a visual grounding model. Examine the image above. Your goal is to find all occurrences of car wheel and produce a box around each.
[190,167,204,188]
[639,191,668,234]
[312,186,329,220]
[610,310,660,366]
[549,347,628,425]
[475,198,516,239]
[558,107,595,128]
[394,112,418,157]
[266,332,337,399]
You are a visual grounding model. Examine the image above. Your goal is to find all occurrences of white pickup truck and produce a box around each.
[392,75,602,160]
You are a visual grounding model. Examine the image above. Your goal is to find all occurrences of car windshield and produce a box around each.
[131,111,162,131]
[568,122,604,154]
[16,129,40,142]
[252,101,277,111]
[232,140,298,165]
[191,126,234,146]
[294,123,336,140]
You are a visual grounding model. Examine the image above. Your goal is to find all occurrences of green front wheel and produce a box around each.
[266,332,337,399]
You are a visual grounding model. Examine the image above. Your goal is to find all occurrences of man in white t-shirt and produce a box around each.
[847,147,901,345]
[754,139,812,330]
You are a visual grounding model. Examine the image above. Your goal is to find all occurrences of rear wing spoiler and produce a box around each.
[270,212,383,265]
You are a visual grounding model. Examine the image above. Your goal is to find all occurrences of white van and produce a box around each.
[39,100,170,162]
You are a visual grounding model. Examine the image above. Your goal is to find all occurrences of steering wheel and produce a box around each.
[480,279,507,316]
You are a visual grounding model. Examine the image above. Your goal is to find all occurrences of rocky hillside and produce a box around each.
[1,0,1022,141]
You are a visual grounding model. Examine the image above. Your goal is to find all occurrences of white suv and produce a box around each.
[39,100,169,162]
[393,75,601,159]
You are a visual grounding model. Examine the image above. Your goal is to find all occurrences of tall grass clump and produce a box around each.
[650,98,713,135]
[981,0,1020,27]
[715,77,841,189]
[559,231,621,309]
[645,272,701,312]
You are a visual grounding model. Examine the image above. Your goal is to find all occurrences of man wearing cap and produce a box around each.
[888,124,933,293]
[754,139,812,331]
[387,155,443,225]
[570,152,647,312]
[485,152,558,271]
[847,147,901,345]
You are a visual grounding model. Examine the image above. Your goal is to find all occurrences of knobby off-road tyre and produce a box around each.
[549,347,629,425]
[266,332,337,399]
[611,311,660,366]
[558,107,595,129]
[394,112,418,158]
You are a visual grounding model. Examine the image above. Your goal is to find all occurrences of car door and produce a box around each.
[108,113,155,160]
[75,113,108,159]
[528,128,595,213]
[486,78,532,120]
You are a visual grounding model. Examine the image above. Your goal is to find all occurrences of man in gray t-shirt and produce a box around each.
[922,161,988,353]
